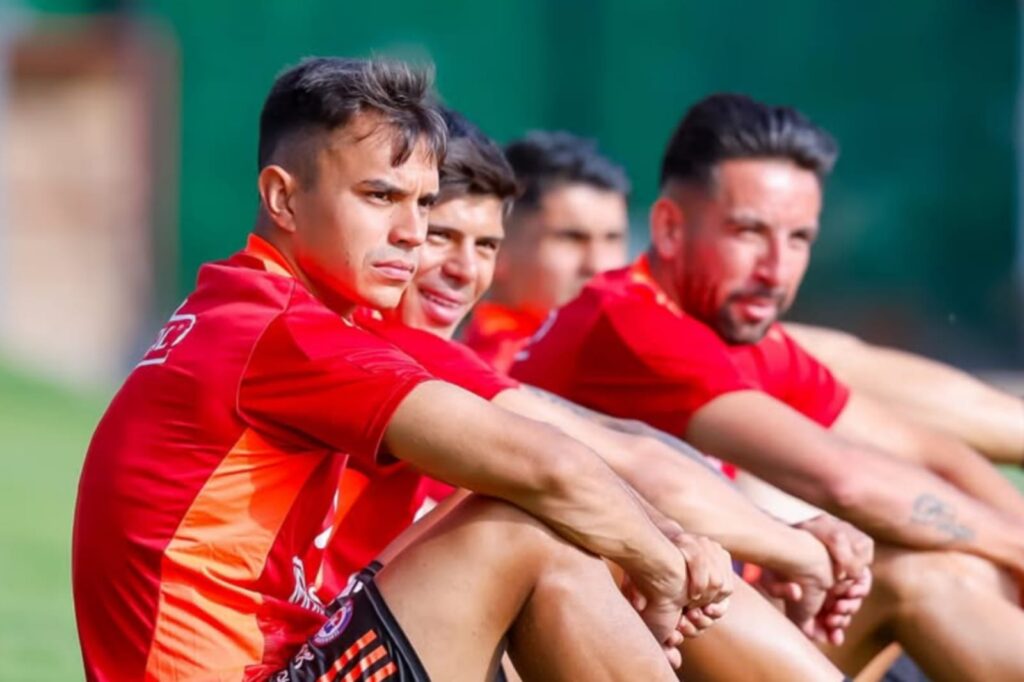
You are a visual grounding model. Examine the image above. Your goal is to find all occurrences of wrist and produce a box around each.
[768,526,833,586]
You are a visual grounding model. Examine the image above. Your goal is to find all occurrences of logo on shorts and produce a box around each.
[313,598,354,646]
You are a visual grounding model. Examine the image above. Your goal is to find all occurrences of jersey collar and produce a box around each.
[244,234,299,279]
[628,253,684,317]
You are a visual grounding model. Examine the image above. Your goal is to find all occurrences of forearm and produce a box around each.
[828,445,1024,571]
[385,381,685,598]
[501,387,822,575]
[631,454,829,575]
[918,435,1024,520]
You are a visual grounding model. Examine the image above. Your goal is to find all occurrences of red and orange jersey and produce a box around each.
[510,255,754,438]
[460,301,548,373]
[72,236,433,681]
[729,324,850,427]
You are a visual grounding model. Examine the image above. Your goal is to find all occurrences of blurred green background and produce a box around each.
[1,0,1021,679]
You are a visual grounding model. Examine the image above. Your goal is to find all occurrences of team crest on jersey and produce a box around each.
[312,598,354,646]
[138,300,196,367]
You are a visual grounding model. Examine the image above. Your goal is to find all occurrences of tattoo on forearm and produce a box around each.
[910,494,976,541]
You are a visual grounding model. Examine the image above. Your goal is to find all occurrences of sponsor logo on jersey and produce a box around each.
[138,300,196,367]
[313,598,354,646]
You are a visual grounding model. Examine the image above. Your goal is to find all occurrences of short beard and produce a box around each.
[716,313,775,345]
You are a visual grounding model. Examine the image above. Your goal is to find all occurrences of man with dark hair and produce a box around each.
[462,131,631,370]
[514,92,1024,680]
[72,58,734,681]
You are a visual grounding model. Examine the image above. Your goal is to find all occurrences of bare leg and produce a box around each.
[376,495,678,682]
[677,579,844,681]
[823,545,1024,682]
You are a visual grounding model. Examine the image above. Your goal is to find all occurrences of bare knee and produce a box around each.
[873,546,1015,607]
[445,495,604,576]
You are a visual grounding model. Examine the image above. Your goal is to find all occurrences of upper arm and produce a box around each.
[831,391,931,465]
[685,390,851,506]
[383,380,574,499]
[238,314,432,465]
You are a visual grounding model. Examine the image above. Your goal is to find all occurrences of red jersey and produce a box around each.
[460,301,548,372]
[318,311,519,590]
[511,255,850,438]
[510,255,754,437]
[729,324,850,427]
[72,236,433,681]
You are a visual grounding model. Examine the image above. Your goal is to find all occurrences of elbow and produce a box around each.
[817,465,870,518]
[525,423,600,497]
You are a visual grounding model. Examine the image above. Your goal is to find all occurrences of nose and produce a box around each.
[390,203,427,250]
[753,235,785,288]
[581,237,627,278]
[442,241,477,285]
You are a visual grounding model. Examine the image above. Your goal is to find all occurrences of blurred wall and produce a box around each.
[13,0,1024,373]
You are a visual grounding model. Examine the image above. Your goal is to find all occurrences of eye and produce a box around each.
[366,190,392,204]
[427,228,452,244]
[791,229,817,246]
[477,239,500,253]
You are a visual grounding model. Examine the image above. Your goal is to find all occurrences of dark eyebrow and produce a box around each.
[359,179,406,196]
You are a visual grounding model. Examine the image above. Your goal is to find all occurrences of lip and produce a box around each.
[733,297,778,323]
[417,286,468,325]
[372,260,416,283]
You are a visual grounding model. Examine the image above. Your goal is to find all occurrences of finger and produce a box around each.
[666,629,685,649]
[830,597,863,616]
[685,608,714,632]
[676,617,699,638]
[685,551,711,604]
[664,645,683,670]
[828,529,855,581]
[829,628,846,647]
[702,598,730,620]
[824,613,851,629]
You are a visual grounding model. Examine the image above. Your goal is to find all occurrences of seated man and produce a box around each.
[513,93,1024,682]
[351,108,866,681]
[71,57,733,681]
[462,130,630,371]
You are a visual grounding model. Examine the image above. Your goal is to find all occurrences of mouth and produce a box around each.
[731,295,781,324]
[417,287,468,325]
[372,260,416,283]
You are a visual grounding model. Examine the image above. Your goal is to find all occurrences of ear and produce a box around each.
[649,195,686,261]
[257,165,300,233]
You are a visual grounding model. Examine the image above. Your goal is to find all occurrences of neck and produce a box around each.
[252,224,358,320]
[645,249,686,312]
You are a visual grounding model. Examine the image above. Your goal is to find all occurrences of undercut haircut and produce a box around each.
[660,93,838,189]
[504,131,630,216]
[258,57,447,182]
[437,108,519,210]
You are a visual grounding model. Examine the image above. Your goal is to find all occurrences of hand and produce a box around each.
[813,569,872,645]
[796,514,874,582]
[794,514,874,644]
[668,534,734,640]
[623,533,733,668]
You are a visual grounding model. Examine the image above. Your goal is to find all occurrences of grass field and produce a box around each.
[0,361,1021,681]
[0,362,108,681]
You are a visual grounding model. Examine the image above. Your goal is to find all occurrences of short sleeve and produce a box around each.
[360,316,518,400]
[514,292,754,438]
[575,303,753,436]
[238,309,434,468]
[730,325,850,427]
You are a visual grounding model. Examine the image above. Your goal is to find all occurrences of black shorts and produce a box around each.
[270,561,429,682]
